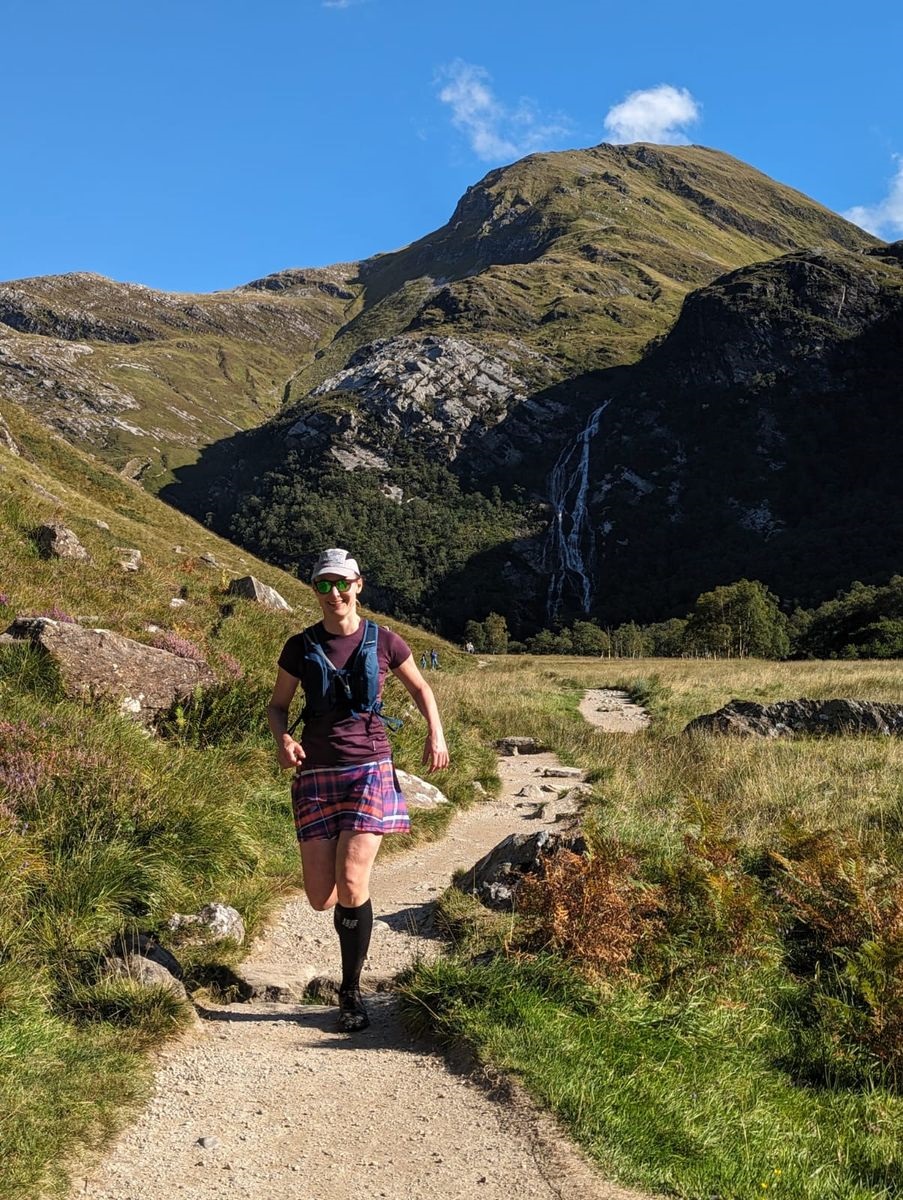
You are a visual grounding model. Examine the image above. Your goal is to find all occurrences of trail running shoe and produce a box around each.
[338,988,369,1033]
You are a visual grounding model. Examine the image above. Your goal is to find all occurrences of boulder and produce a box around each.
[456,829,586,910]
[495,736,545,755]
[542,766,583,779]
[34,522,89,561]
[685,698,903,738]
[395,768,449,810]
[226,575,293,613]
[167,902,246,944]
[101,954,188,1001]
[110,931,184,979]
[0,616,216,722]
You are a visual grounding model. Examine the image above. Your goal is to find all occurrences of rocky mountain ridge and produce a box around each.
[1,141,892,635]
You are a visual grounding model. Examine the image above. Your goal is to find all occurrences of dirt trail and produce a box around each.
[79,752,651,1200]
[579,688,650,734]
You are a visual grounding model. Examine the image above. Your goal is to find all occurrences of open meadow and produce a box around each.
[405,655,903,1200]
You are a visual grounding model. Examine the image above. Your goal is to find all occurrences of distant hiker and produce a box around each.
[430,648,439,670]
[465,640,475,654]
[267,548,449,1034]
[420,652,428,670]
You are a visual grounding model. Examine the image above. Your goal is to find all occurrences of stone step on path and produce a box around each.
[78,752,656,1200]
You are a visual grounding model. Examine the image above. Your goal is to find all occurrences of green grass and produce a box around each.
[402,654,903,1200]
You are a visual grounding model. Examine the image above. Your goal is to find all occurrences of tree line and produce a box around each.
[465,576,903,660]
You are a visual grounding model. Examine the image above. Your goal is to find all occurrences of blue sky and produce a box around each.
[2,0,902,292]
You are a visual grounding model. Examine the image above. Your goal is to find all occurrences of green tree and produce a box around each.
[483,612,509,654]
[464,619,487,652]
[571,620,611,656]
[685,579,789,658]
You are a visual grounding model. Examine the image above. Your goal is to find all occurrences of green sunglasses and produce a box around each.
[313,578,354,595]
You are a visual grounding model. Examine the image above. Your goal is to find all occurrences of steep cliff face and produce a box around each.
[547,243,903,625]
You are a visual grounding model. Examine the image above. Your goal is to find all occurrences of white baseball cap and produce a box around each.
[310,548,361,581]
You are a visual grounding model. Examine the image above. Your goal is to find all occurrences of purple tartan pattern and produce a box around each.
[291,758,411,841]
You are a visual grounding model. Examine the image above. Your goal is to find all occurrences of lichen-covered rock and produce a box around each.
[0,616,215,722]
[167,902,246,945]
[226,575,292,612]
[685,698,903,738]
[34,522,89,561]
[495,736,545,755]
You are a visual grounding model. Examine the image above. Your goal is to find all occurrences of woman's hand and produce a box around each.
[278,735,306,770]
[422,732,449,774]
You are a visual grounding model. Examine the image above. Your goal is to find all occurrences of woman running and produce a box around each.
[267,548,450,1032]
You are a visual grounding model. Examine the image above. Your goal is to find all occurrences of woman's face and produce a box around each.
[313,574,362,621]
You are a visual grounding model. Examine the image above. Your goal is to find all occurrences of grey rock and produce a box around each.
[0,616,216,722]
[102,954,188,1001]
[199,552,218,566]
[167,902,245,945]
[169,597,187,608]
[116,547,142,572]
[232,963,315,1003]
[34,522,89,561]
[495,736,545,755]
[686,697,903,738]
[197,1136,220,1150]
[542,766,583,779]
[456,830,586,910]
[226,575,293,613]
[395,768,449,810]
[94,519,110,530]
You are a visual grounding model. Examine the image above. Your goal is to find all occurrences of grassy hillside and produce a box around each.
[0,266,362,489]
[0,399,491,1200]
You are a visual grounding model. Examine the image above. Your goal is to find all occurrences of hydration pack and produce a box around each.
[292,620,402,732]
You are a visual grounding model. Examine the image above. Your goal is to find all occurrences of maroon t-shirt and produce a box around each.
[278,622,411,767]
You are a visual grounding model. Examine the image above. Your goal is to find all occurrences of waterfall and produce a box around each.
[546,400,609,620]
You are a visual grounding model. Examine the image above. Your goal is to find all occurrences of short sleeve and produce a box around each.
[381,628,411,670]
[277,633,305,678]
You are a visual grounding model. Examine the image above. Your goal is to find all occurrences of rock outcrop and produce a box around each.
[456,829,586,910]
[0,410,19,455]
[167,902,246,945]
[685,698,903,738]
[0,616,216,722]
[286,335,528,468]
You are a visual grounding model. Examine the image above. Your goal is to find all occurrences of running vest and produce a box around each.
[292,620,402,732]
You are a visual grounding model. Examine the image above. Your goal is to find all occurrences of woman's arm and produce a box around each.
[391,654,450,773]
[267,667,306,769]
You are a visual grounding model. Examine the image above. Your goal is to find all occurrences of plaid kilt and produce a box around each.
[291,758,411,841]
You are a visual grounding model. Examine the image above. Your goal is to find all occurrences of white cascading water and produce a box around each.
[546,400,610,619]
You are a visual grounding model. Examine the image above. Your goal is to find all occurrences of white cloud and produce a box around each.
[603,84,700,145]
[437,61,570,163]
[844,158,903,239]
[322,0,367,8]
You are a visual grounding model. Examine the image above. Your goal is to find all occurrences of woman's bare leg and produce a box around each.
[335,831,382,906]
[299,838,340,911]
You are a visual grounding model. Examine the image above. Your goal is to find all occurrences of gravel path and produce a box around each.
[77,753,652,1200]
[579,688,650,733]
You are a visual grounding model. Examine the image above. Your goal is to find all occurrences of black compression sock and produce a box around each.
[333,899,373,994]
